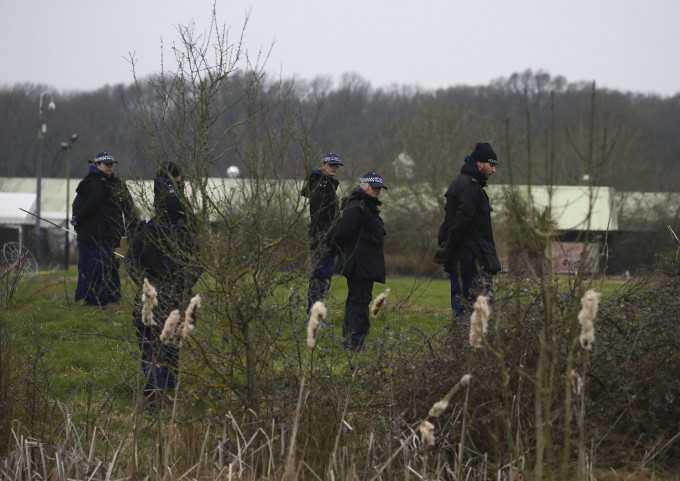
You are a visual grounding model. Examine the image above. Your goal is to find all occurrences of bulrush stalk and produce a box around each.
[141,278,158,327]
[285,301,325,480]
[371,287,390,317]
[457,377,472,481]
[469,295,490,348]
[578,290,600,350]
[577,290,599,480]
[569,369,583,396]
[428,374,472,418]
[160,310,180,343]
[307,301,326,348]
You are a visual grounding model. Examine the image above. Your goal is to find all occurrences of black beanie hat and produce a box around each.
[470,142,498,165]
[157,161,182,179]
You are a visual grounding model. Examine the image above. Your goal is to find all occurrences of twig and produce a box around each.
[667,225,680,261]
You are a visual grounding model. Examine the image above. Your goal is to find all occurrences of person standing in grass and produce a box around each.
[127,162,202,405]
[332,172,387,350]
[434,142,501,317]
[72,151,138,306]
[301,152,343,314]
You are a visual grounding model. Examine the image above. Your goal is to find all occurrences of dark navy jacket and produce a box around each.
[301,169,340,250]
[72,166,137,246]
[127,214,202,314]
[333,187,386,282]
[437,162,501,275]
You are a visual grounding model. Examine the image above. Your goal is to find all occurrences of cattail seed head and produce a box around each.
[428,400,449,418]
[429,373,472,418]
[469,295,490,348]
[578,290,600,350]
[172,294,201,347]
[160,310,180,343]
[141,278,158,327]
[185,294,201,324]
[174,321,195,348]
[371,288,390,317]
[419,421,435,449]
[307,301,326,348]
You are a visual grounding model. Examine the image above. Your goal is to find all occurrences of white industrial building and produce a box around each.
[0,177,677,273]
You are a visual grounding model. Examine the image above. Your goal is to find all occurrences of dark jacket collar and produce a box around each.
[311,169,339,185]
[86,165,115,181]
[350,186,382,207]
[87,165,106,177]
[460,162,487,187]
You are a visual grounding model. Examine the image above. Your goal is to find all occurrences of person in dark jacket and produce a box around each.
[333,171,387,350]
[435,142,501,317]
[153,161,186,215]
[72,151,138,306]
[300,152,343,313]
[127,162,202,404]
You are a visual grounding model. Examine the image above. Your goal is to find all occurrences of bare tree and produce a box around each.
[127,9,317,413]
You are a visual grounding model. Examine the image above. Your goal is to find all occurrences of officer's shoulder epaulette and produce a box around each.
[470,177,479,184]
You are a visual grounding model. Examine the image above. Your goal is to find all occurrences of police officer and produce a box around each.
[72,151,137,306]
[333,171,387,350]
[127,162,202,404]
[301,152,343,313]
[435,142,502,317]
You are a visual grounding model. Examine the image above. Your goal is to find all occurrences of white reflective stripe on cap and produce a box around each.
[95,154,115,163]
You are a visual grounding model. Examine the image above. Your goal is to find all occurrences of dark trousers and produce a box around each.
[307,254,335,313]
[133,297,180,398]
[449,267,493,318]
[343,274,373,350]
[75,241,119,306]
[135,325,180,397]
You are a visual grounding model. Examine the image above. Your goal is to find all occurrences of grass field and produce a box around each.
[3,269,451,406]
[4,264,676,480]
[1,267,625,404]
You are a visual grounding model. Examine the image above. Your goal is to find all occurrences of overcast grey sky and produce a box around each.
[1,0,678,96]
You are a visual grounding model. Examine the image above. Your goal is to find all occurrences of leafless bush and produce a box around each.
[123,7,319,417]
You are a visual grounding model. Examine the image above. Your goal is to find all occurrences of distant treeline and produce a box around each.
[1,69,678,192]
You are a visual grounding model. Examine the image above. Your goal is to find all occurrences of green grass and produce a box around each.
[2,269,137,405]
[1,267,625,407]
[324,275,451,329]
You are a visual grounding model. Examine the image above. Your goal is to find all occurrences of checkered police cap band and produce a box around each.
[322,152,343,165]
[94,152,117,164]
[361,175,382,184]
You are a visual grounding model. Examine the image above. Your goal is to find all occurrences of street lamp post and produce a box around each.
[36,91,55,265]
[61,134,78,270]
